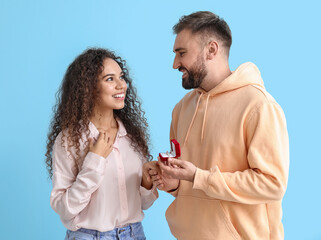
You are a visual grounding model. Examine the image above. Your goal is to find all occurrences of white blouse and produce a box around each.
[50,119,158,232]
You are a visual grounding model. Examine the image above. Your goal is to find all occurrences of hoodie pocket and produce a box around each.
[217,201,242,239]
[166,195,241,240]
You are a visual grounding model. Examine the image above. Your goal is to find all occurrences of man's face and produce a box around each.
[173,29,208,89]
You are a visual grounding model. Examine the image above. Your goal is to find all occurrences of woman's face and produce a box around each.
[95,58,127,111]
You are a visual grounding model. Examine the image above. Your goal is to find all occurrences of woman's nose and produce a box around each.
[116,78,127,89]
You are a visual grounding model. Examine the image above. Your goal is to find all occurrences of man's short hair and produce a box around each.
[173,11,232,54]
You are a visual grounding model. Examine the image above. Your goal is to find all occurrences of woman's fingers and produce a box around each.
[103,132,110,143]
[88,138,94,148]
[89,132,114,158]
[97,132,104,142]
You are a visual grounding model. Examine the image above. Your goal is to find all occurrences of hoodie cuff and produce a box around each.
[193,168,212,191]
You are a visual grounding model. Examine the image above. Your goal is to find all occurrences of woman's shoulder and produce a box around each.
[54,127,90,149]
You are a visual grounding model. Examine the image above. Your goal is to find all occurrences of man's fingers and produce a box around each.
[158,163,176,178]
[168,158,184,167]
[158,160,172,171]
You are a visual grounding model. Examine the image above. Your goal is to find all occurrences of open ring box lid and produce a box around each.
[159,139,181,161]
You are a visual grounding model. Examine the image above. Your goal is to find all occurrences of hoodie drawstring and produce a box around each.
[184,92,203,144]
[201,94,210,144]
[183,63,264,145]
[184,92,210,144]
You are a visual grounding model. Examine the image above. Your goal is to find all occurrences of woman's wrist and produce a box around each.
[141,177,153,190]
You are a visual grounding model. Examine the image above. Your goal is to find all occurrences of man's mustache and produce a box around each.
[179,67,188,72]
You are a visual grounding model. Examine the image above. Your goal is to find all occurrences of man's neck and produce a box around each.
[201,65,231,92]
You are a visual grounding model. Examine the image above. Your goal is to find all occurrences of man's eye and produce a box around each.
[179,52,185,57]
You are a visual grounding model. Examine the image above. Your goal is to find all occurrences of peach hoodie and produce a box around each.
[166,62,289,240]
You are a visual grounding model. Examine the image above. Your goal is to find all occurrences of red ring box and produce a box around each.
[159,139,181,162]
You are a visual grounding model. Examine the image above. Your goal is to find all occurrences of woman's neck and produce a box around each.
[90,108,117,131]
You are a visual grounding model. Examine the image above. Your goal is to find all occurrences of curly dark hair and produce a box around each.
[45,48,152,178]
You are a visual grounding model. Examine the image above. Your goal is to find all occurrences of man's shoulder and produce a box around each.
[173,90,197,112]
[236,84,278,106]
[236,85,286,119]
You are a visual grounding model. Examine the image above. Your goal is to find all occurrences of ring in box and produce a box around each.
[159,139,181,162]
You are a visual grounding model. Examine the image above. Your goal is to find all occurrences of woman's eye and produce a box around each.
[120,75,125,80]
[106,77,113,81]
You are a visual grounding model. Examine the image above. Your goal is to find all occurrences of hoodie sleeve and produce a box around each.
[166,103,182,198]
[50,135,107,222]
[193,101,289,204]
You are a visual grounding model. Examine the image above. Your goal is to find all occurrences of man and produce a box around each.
[146,11,289,240]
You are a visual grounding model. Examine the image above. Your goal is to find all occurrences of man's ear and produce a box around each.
[206,40,219,60]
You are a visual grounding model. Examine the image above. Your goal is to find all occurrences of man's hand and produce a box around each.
[143,159,179,192]
[151,167,180,192]
[158,158,197,183]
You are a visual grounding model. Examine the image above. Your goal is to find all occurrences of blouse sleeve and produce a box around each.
[50,134,107,222]
[140,186,158,210]
[139,158,158,210]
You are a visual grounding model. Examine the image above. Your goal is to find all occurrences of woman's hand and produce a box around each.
[145,157,179,192]
[88,132,113,158]
[142,161,160,190]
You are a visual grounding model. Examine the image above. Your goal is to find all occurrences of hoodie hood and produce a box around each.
[197,62,264,96]
[184,62,265,144]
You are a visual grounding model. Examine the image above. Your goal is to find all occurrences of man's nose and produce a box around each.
[173,56,180,69]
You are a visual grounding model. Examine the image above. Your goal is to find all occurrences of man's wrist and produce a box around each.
[167,182,180,193]
[191,167,197,183]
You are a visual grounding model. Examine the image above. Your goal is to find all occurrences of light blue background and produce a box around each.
[1,0,320,239]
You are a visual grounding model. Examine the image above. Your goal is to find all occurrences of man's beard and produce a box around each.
[181,54,208,90]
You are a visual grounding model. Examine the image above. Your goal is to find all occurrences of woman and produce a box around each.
[45,48,158,240]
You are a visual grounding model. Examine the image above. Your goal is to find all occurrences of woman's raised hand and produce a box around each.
[89,132,113,158]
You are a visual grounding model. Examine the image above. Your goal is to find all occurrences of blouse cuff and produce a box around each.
[140,186,158,199]
[82,152,107,174]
